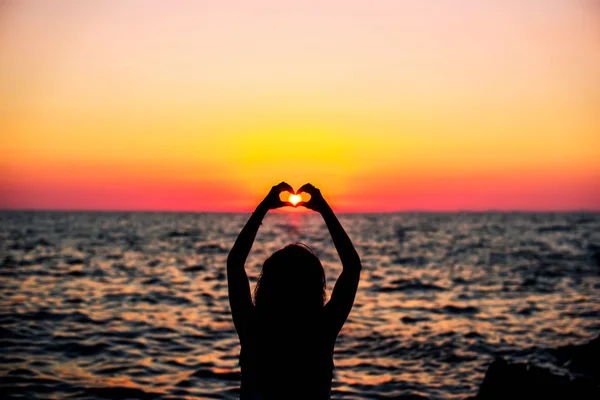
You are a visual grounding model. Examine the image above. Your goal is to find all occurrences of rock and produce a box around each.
[471,358,599,400]
[551,335,600,381]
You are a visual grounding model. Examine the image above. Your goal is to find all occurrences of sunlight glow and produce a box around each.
[289,194,302,206]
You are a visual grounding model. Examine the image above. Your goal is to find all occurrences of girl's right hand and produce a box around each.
[260,182,295,210]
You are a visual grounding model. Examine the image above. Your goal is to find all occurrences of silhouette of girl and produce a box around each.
[227,182,362,399]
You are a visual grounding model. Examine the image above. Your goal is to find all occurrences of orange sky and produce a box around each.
[1,1,599,212]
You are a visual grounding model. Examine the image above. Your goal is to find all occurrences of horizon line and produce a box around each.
[1,208,599,214]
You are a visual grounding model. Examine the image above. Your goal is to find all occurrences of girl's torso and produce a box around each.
[239,310,336,400]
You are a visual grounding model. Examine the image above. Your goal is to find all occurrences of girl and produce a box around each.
[227,182,361,399]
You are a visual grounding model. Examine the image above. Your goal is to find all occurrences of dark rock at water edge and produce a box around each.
[550,335,600,381]
[467,335,600,400]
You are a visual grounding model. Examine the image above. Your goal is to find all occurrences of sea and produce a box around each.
[1,211,599,399]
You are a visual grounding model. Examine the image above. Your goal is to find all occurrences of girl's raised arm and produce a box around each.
[227,182,293,340]
[297,184,362,338]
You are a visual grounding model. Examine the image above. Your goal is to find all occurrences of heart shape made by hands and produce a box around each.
[279,191,311,207]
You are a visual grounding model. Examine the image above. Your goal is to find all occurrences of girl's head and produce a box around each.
[254,243,326,314]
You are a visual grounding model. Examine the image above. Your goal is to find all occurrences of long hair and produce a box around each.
[254,243,326,316]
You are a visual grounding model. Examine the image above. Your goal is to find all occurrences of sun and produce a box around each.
[288,194,302,206]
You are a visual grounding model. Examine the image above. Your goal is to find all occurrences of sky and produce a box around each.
[1,0,599,212]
